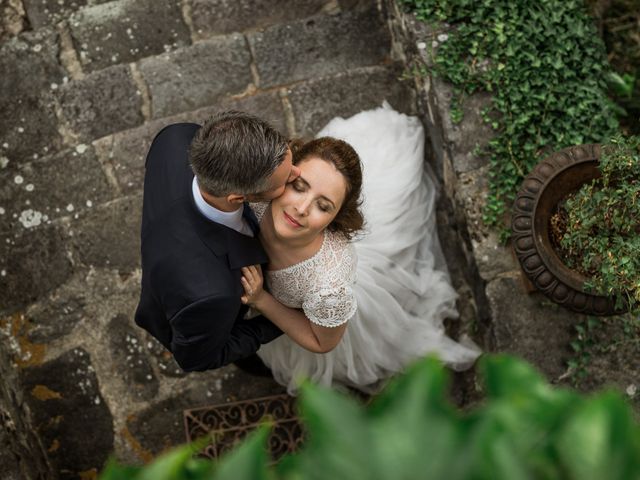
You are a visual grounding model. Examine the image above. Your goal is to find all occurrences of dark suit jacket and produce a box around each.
[134,123,283,371]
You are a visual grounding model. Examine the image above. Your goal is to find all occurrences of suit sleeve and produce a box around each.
[169,295,282,372]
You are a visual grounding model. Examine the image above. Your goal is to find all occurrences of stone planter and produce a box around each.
[512,144,623,315]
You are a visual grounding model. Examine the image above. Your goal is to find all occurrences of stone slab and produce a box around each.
[23,287,87,344]
[486,276,586,380]
[3,94,63,159]
[107,314,159,401]
[0,224,73,315]
[20,347,113,477]
[564,316,640,412]
[57,64,144,142]
[434,194,492,340]
[139,34,253,119]
[0,28,65,97]
[67,194,142,273]
[22,0,110,29]
[95,91,287,195]
[141,332,188,378]
[0,144,114,235]
[1,0,27,42]
[123,367,284,458]
[0,29,65,162]
[11,268,137,347]
[189,0,333,39]
[0,95,62,171]
[401,19,491,174]
[431,78,494,175]
[287,66,416,137]
[248,5,390,88]
[455,165,516,281]
[68,0,191,72]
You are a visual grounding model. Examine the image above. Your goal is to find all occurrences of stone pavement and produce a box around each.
[0,1,419,477]
[2,0,638,478]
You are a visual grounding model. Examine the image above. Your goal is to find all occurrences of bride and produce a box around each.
[241,104,480,394]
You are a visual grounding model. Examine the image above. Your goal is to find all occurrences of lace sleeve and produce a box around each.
[301,239,358,328]
[302,282,357,328]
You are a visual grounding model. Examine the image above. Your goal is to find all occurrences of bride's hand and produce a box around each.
[241,264,266,308]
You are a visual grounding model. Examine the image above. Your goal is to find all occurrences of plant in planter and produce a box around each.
[558,134,640,312]
[513,135,639,315]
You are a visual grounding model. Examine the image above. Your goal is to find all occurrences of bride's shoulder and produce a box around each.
[324,230,351,250]
[322,231,357,270]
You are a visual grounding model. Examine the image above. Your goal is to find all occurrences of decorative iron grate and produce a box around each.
[184,394,303,461]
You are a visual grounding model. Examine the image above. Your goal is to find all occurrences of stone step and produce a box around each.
[0,143,115,236]
[0,28,66,165]
[1,2,391,165]
[285,65,416,137]
[94,89,289,196]
[248,4,391,89]
[96,64,412,197]
[190,0,337,40]
[0,195,142,316]
[138,33,255,120]
[68,0,191,73]
[0,62,413,317]
[0,0,430,474]
[22,0,111,30]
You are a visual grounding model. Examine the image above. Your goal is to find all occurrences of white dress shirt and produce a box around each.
[192,177,254,237]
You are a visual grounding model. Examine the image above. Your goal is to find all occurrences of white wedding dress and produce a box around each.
[254,104,481,394]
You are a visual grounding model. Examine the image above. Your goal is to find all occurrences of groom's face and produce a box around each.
[247,148,300,201]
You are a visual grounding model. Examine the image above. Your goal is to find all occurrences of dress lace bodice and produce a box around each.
[250,202,358,327]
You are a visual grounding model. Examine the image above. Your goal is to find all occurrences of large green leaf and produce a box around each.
[98,459,142,480]
[134,437,211,480]
[366,357,468,479]
[278,381,375,480]
[209,425,272,480]
[556,392,640,480]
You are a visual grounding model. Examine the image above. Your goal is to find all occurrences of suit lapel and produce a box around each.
[225,229,268,269]
[186,196,268,269]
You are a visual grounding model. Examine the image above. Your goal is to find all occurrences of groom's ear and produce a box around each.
[226,193,246,205]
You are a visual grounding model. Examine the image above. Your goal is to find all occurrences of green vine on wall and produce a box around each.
[402,0,619,234]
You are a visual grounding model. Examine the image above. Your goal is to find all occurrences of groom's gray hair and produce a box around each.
[189,110,288,197]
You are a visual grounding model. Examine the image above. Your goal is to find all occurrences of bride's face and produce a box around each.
[270,157,347,242]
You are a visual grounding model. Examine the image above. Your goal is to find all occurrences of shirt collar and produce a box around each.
[192,177,245,231]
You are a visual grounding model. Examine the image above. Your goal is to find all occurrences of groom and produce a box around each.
[134,110,300,373]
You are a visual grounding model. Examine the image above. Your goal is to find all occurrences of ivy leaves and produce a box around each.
[561,134,640,312]
[403,0,618,230]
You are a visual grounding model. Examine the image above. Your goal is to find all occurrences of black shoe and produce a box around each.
[233,354,273,377]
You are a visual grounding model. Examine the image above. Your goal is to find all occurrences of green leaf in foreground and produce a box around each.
[210,425,272,480]
[100,355,640,480]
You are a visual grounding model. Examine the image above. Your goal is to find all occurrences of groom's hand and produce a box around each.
[241,265,266,308]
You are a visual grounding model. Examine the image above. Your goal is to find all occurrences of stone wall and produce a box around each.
[384,0,588,379]
[384,0,639,411]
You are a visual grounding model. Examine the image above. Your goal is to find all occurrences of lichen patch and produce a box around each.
[32,384,63,401]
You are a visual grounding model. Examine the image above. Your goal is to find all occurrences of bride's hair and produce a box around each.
[289,137,364,239]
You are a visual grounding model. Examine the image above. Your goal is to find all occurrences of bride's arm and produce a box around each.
[241,265,347,353]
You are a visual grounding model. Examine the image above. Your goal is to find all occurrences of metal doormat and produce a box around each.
[183,394,303,461]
